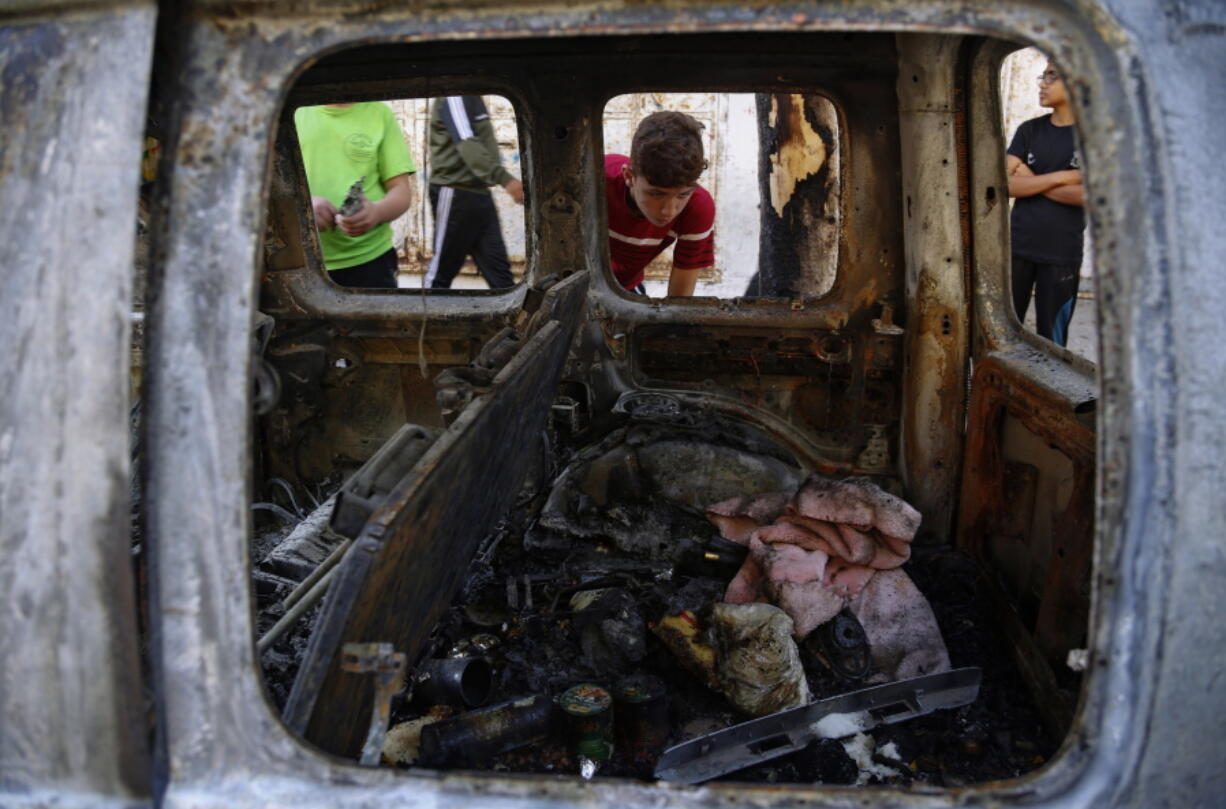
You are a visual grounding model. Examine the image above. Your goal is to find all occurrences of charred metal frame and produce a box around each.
[3,0,1225,808]
[283,272,589,758]
[0,5,156,807]
[259,32,913,493]
[956,349,1096,740]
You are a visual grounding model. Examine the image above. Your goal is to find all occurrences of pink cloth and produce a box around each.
[710,475,927,644]
[851,569,951,680]
[705,492,790,544]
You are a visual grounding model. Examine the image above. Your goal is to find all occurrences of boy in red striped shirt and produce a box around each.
[605,111,715,297]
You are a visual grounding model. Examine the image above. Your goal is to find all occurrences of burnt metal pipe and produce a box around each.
[257,564,339,653]
[413,657,492,708]
[280,538,352,612]
[419,695,555,767]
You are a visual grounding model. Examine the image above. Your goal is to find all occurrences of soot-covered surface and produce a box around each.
[389,508,1065,785]
[254,423,1071,786]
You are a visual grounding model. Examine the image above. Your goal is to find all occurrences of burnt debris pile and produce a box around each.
[256,414,1061,785]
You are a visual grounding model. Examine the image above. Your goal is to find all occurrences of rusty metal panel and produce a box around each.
[284,272,588,758]
[632,325,896,471]
[894,34,971,542]
[955,349,1095,739]
[0,4,155,807]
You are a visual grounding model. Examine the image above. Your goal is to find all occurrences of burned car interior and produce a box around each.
[247,30,1094,789]
[10,0,1226,805]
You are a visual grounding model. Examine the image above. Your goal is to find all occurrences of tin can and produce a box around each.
[613,674,669,758]
[559,683,613,761]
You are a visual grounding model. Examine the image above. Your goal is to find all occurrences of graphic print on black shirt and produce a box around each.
[1007,114,1085,265]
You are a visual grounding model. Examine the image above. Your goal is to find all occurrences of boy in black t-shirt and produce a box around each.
[1006,62,1086,347]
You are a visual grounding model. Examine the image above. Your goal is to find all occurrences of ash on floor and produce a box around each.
[393,509,1066,785]
[253,420,1071,786]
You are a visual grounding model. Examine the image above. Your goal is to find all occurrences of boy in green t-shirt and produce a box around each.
[294,102,417,288]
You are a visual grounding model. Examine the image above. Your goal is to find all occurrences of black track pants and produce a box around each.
[426,185,514,289]
[327,248,399,289]
[1011,255,1080,347]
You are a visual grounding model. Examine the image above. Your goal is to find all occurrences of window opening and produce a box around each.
[602,92,840,300]
[292,95,526,291]
[1000,49,1096,362]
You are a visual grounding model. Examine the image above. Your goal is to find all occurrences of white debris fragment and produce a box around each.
[841,732,903,785]
[811,710,870,739]
[1067,648,1089,672]
[569,588,613,611]
[579,756,598,780]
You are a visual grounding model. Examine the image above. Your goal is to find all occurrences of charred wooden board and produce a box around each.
[283,271,589,758]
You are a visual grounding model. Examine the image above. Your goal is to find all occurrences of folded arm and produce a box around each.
[1007,155,1083,206]
[1043,182,1085,207]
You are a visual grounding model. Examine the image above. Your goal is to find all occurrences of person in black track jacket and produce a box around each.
[425,96,524,289]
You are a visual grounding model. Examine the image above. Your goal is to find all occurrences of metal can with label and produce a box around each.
[559,683,613,762]
[613,674,669,758]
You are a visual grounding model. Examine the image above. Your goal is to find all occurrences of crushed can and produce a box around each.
[559,683,613,762]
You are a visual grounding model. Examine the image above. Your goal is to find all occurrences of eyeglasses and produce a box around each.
[1037,70,1062,85]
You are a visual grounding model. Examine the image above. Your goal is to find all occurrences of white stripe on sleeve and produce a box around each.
[676,226,714,241]
[608,229,665,247]
[447,96,474,140]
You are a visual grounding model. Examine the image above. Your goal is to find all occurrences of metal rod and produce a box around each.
[252,501,299,524]
[266,476,304,518]
[257,564,339,653]
[280,538,352,612]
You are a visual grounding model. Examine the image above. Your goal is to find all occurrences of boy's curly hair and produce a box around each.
[630,111,707,188]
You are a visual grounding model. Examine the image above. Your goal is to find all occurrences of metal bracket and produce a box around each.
[340,642,406,767]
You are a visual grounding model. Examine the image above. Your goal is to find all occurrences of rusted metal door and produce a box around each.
[955,349,1095,737]
[953,40,1099,742]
